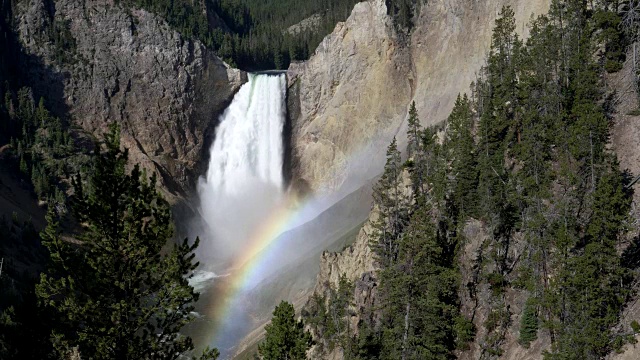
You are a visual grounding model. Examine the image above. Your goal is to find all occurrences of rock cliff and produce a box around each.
[292,0,548,350]
[287,0,413,195]
[409,0,551,126]
[15,0,246,201]
[296,1,640,359]
[287,0,551,195]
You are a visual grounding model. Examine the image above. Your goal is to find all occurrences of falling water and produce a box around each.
[195,72,288,273]
[202,74,286,195]
[185,73,288,356]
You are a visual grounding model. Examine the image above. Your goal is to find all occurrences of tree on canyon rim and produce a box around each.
[36,123,218,360]
[259,301,314,360]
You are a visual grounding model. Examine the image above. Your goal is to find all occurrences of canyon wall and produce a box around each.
[410,0,551,126]
[287,0,413,195]
[294,1,640,359]
[294,0,553,298]
[15,0,246,201]
[288,0,558,359]
[287,0,551,195]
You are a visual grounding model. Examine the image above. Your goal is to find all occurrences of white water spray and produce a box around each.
[195,73,288,266]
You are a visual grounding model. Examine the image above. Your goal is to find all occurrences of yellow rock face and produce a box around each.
[288,0,551,196]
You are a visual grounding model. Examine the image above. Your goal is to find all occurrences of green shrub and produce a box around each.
[605,59,623,73]
[454,316,475,349]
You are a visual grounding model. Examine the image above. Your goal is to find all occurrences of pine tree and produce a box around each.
[593,5,625,73]
[475,6,522,274]
[378,204,459,360]
[0,307,17,358]
[446,94,478,217]
[259,301,313,360]
[35,97,49,127]
[546,162,631,359]
[406,103,421,182]
[36,124,217,360]
[406,101,429,203]
[519,298,538,347]
[371,137,408,269]
[406,101,421,159]
[351,324,383,360]
[19,153,27,175]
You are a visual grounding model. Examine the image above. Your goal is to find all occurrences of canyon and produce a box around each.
[6,0,640,358]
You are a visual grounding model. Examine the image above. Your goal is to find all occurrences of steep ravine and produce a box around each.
[285,0,553,298]
[287,0,551,321]
[286,0,555,359]
[12,0,640,358]
[228,0,557,357]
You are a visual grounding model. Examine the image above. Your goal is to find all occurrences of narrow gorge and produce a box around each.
[3,0,640,359]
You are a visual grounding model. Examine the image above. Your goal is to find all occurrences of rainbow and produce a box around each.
[199,191,320,351]
[192,138,389,354]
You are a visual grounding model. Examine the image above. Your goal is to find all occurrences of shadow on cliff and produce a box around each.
[9,0,72,129]
[282,76,297,192]
[22,53,70,126]
[0,0,69,223]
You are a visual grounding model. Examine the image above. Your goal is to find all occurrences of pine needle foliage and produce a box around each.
[259,301,313,360]
[36,124,217,360]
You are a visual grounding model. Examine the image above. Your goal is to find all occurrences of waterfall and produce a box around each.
[204,74,286,194]
[196,73,288,265]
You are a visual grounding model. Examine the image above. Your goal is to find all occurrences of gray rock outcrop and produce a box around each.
[15,0,246,201]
